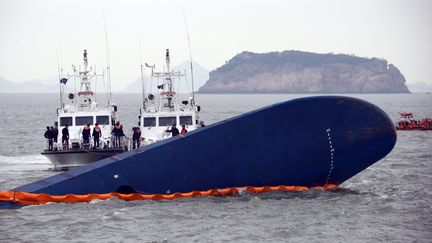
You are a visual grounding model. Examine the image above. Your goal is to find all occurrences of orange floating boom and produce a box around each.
[0,184,339,206]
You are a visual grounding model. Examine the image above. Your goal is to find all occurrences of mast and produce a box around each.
[67,50,104,111]
[165,49,173,109]
[166,48,171,72]
[81,50,90,94]
[151,49,184,112]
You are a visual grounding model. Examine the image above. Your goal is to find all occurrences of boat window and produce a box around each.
[60,117,72,126]
[96,115,110,125]
[180,116,193,125]
[75,116,94,126]
[143,117,156,127]
[159,116,176,126]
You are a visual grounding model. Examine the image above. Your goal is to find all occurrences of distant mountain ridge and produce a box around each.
[0,76,58,93]
[0,76,111,93]
[406,82,432,93]
[199,51,410,93]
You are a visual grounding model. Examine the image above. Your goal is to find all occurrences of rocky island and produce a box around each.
[199,51,410,93]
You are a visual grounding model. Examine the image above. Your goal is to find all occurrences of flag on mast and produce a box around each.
[60,78,68,84]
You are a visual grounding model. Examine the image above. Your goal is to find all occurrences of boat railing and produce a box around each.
[110,136,131,150]
[44,136,136,152]
[43,139,56,151]
[43,136,111,151]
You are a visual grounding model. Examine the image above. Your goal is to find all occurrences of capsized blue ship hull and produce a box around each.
[1,96,396,208]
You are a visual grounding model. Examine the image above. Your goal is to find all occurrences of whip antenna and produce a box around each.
[55,47,63,109]
[139,37,146,109]
[183,9,195,104]
[102,9,112,105]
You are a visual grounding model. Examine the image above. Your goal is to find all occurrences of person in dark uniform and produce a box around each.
[82,123,91,147]
[44,126,53,151]
[112,122,125,148]
[51,126,58,143]
[92,123,102,149]
[166,123,179,137]
[62,125,69,149]
[132,127,141,149]
[118,124,125,148]
[111,122,119,148]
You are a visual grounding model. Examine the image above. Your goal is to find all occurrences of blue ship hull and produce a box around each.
[1,96,396,208]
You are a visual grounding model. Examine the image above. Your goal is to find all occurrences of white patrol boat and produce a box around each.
[138,49,204,145]
[42,50,124,171]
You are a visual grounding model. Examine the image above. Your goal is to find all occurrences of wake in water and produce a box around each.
[0,155,54,190]
[0,155,51,171]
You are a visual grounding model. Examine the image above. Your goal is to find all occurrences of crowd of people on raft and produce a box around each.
[44,122,191,151]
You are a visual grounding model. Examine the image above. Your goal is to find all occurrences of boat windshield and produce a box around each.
[180,116,193,125]
[76,116,94,126]
[159,116,176,126]
[60,117,72,126]
[143,117,156,127]
[96,115,110,125]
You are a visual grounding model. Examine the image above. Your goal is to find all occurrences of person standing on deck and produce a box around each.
[93,123,102,149]
[51,126,58,144]
[166,123,180,137]
[82,123,91,146]
[118,124,126,148]
[132,127,141,149]
[62,125,69,149]
[44,126,54,151]
[112,122,125,148]
[181,124,187,136]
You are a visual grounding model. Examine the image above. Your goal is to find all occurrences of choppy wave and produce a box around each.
[0,94,431,242]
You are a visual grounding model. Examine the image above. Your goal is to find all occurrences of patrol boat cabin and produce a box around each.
[139,49,203,144]
[42,50,123,171]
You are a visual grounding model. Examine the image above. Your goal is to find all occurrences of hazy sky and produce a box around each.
[0,0,431,91]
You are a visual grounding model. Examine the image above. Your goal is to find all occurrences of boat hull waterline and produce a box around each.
[0,96,397,208]
[41,148,124,171]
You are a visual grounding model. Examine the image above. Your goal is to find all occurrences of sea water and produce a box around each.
[0,93,431,242]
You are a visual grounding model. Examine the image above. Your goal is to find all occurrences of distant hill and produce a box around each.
[406,82,432,93]
[0,76,113,94]
[0,77,15,91]
[199,51,410,93]
[0,76,58,93]
[122,61,209,93]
